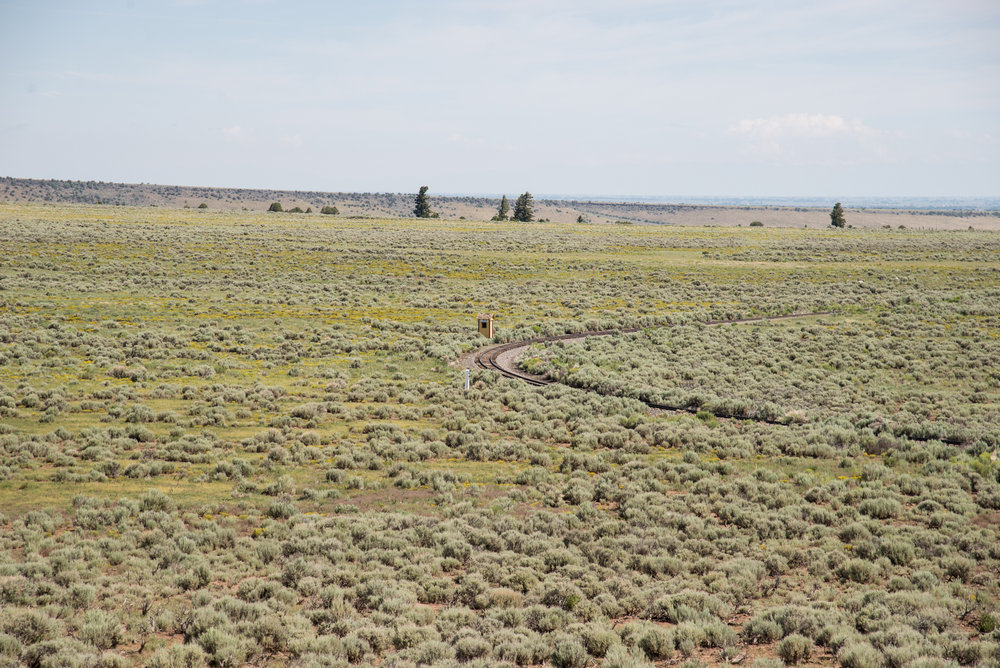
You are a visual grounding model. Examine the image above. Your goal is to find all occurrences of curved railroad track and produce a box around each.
[473,310,978,442]
[474,312,834,403]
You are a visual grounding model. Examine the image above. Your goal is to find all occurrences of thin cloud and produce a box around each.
[727,113,886,164]
[730,113,874,140]
[222,125,247,142]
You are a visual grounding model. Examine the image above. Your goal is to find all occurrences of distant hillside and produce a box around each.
[0,176,419,217]
[2,177,997,229]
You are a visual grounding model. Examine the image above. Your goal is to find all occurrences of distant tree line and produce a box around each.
[267,202,339,214]
[411,186,539,223]
[492,192,534,222]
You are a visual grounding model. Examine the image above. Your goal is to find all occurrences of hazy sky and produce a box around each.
[1,0,998,197]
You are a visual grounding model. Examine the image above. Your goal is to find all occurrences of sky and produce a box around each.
[1,0,998,198]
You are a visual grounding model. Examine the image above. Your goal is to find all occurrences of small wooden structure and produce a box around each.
[476,313,494,339]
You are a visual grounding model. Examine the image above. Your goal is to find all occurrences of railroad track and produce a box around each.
[473,310,976,442]
[473,311,833,389]
[474,339,553,386]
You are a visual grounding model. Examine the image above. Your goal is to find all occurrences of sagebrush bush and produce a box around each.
[603,644,655,668]
[550,636,588,668]
[78,610,123,650]
[838,559,878,584]
[777,634,812,664]
[837,640,882,668]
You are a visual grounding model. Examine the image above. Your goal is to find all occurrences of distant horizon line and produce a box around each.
[453,193,1000,210]
[3,175,998,211]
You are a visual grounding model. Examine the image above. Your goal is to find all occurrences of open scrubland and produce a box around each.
[0,203,999,668]
[4,177,999,229]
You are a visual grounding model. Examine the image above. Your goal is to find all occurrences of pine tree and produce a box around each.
[496,195,510,221]
[413,186,432,218]
[830,202,846,228]
[512,192,534,222]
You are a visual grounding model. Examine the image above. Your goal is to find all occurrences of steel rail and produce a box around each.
[470,311,975,443]
[472,311,834,389]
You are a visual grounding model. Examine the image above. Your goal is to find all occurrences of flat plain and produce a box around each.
[1,203,999,667]
[4,177,999,229]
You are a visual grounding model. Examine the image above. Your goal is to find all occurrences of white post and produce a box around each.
[464,368,470,391]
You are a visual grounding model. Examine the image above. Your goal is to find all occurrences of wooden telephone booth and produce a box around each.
[477,314,494,339]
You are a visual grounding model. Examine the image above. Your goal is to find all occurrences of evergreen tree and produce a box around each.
[512,192,534,222]
[830,202,846,228]
[413,186,432,218]
[496,195,510,221]
[268,202,283,212]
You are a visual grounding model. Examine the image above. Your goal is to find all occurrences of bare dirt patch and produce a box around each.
[344,488,437,513]
[972,510,1000,529]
